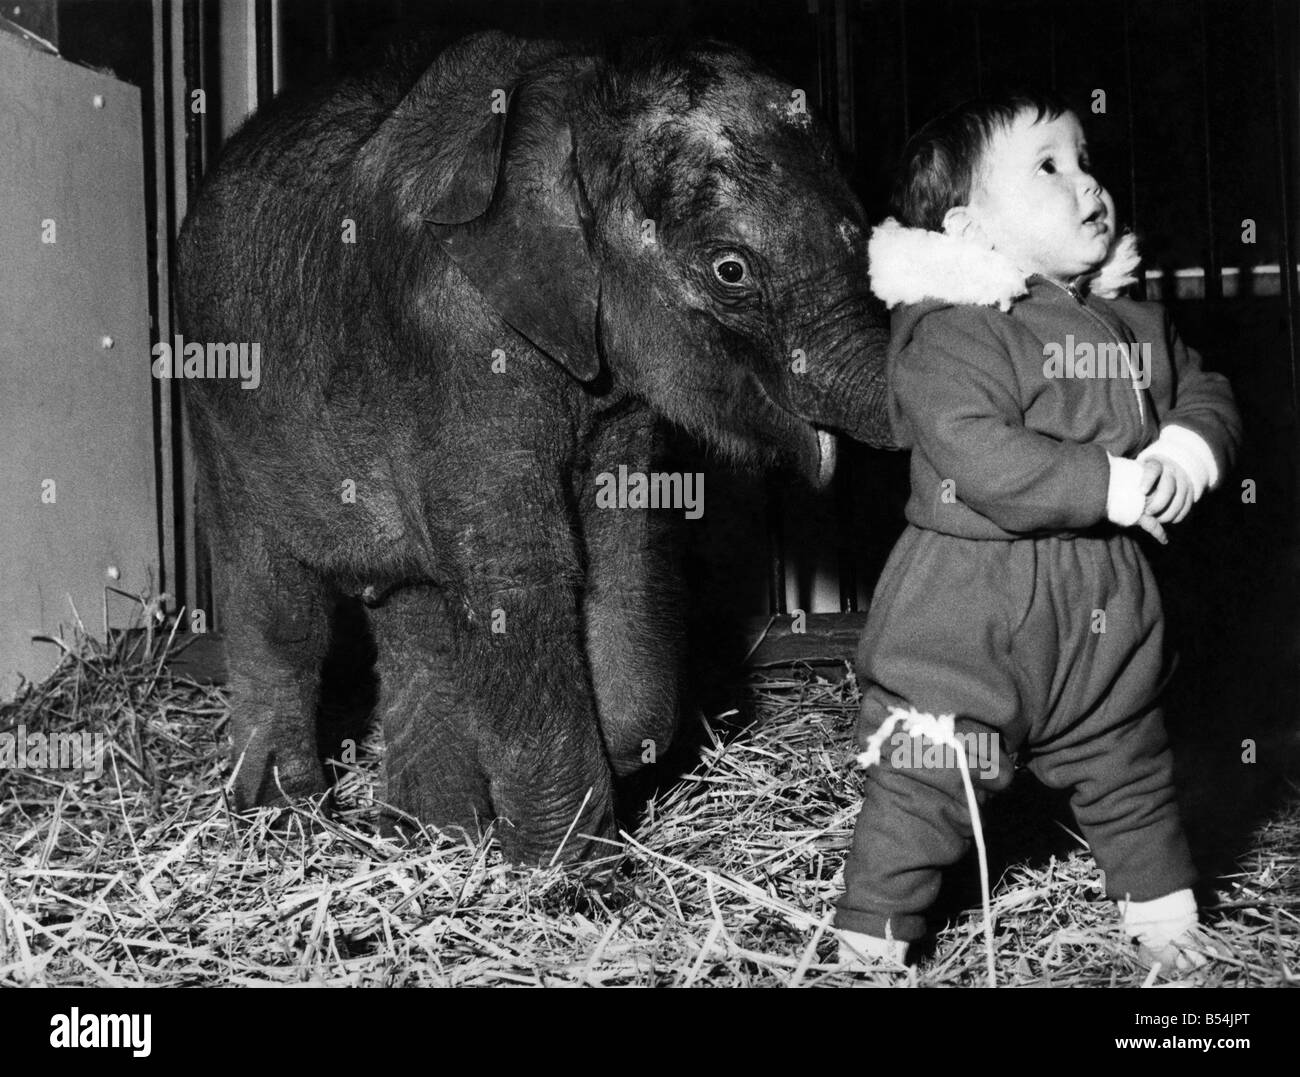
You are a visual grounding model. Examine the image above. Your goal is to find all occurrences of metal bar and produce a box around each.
[814,2,832,127]
[1121,0,1144,299]
[834,0,854,148]
[182,0,204,195]
[766,475,789,615]
[1048,1,1057,91]
[254,0,274,109]
[150,0,177,607]
[177,0,208,617]
[1198,0,1221,302]
[834,465,858,612]
[324,0,337,65]
[1272,0,1300,455]
[898,0,909,138]
[832,0,858,613]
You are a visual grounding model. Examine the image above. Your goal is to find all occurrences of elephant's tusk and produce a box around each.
[816,428,837,488]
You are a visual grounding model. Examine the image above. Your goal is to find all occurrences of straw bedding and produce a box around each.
[2,613,1296,987]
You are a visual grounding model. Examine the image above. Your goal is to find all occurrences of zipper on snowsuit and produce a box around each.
[1053,278,1147,427]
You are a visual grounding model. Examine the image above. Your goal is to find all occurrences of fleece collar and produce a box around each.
[868,217,1142,312]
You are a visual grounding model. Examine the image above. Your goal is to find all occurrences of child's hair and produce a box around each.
[893,89,1074,231]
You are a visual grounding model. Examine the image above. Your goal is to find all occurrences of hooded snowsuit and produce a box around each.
[834,221,1241,942]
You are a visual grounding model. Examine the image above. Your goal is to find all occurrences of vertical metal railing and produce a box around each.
[897,0,910,138]
[832,0,859,614]
[1273,0,1300,428]
[765,477,788,615]
[180,0,205,620]
[1198,0,1222,305]
[254,0,274,106]
[1121,0,1143,300]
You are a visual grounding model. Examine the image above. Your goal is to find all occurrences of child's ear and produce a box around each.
[942,206,988,245]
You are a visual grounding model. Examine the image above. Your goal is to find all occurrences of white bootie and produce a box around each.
[1118,888,1222,973]
[837,929,909,969]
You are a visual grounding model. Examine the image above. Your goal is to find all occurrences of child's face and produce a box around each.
[963,109,1115,284]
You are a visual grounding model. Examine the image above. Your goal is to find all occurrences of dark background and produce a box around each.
[15,0,1299,870]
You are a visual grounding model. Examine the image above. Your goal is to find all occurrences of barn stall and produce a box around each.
[0,0,1297,990]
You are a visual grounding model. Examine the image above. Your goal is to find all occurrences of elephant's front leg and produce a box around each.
[380,462,619,864]
[374,579,618,866]
[461,575,619,863]
[371,586,493,840]
[380,580,617,863]
[579,424,686,777]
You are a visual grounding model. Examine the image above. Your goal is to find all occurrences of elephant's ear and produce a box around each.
[360,33,532,224]
[435,75,601,382]
[362,37,601,382]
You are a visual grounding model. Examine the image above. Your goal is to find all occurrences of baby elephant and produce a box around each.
[176,30,892,862]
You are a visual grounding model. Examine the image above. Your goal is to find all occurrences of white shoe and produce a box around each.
[1118,889,1228,974]
[836,929,909,970]
[1134,923,1231,975]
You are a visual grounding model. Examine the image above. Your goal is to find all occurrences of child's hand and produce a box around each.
[1105,455,1168,542]
[1134,459,1168,544]
[1142,455,1194,524]
[1135,512,1168,545]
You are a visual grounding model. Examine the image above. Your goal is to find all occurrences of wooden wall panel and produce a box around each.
[0,33,158,697]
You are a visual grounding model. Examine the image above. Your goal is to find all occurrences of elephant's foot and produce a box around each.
[226,731,329,811]
[488,778,621,867]
[378,749,494,846]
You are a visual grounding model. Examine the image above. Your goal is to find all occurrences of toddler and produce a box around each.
[835,91,1241,974]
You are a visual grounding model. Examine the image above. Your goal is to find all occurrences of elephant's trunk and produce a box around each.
[818,338,894,449]
[791,288,896,451]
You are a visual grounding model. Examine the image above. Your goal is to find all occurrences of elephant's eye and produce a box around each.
[711,252,750,286]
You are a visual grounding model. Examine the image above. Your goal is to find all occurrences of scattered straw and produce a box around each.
[1,606,1297,986]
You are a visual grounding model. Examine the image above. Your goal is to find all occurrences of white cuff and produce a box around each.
[1118,888,1198,947]
[1106,453,1147,527]
[1137,425,1220,500]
